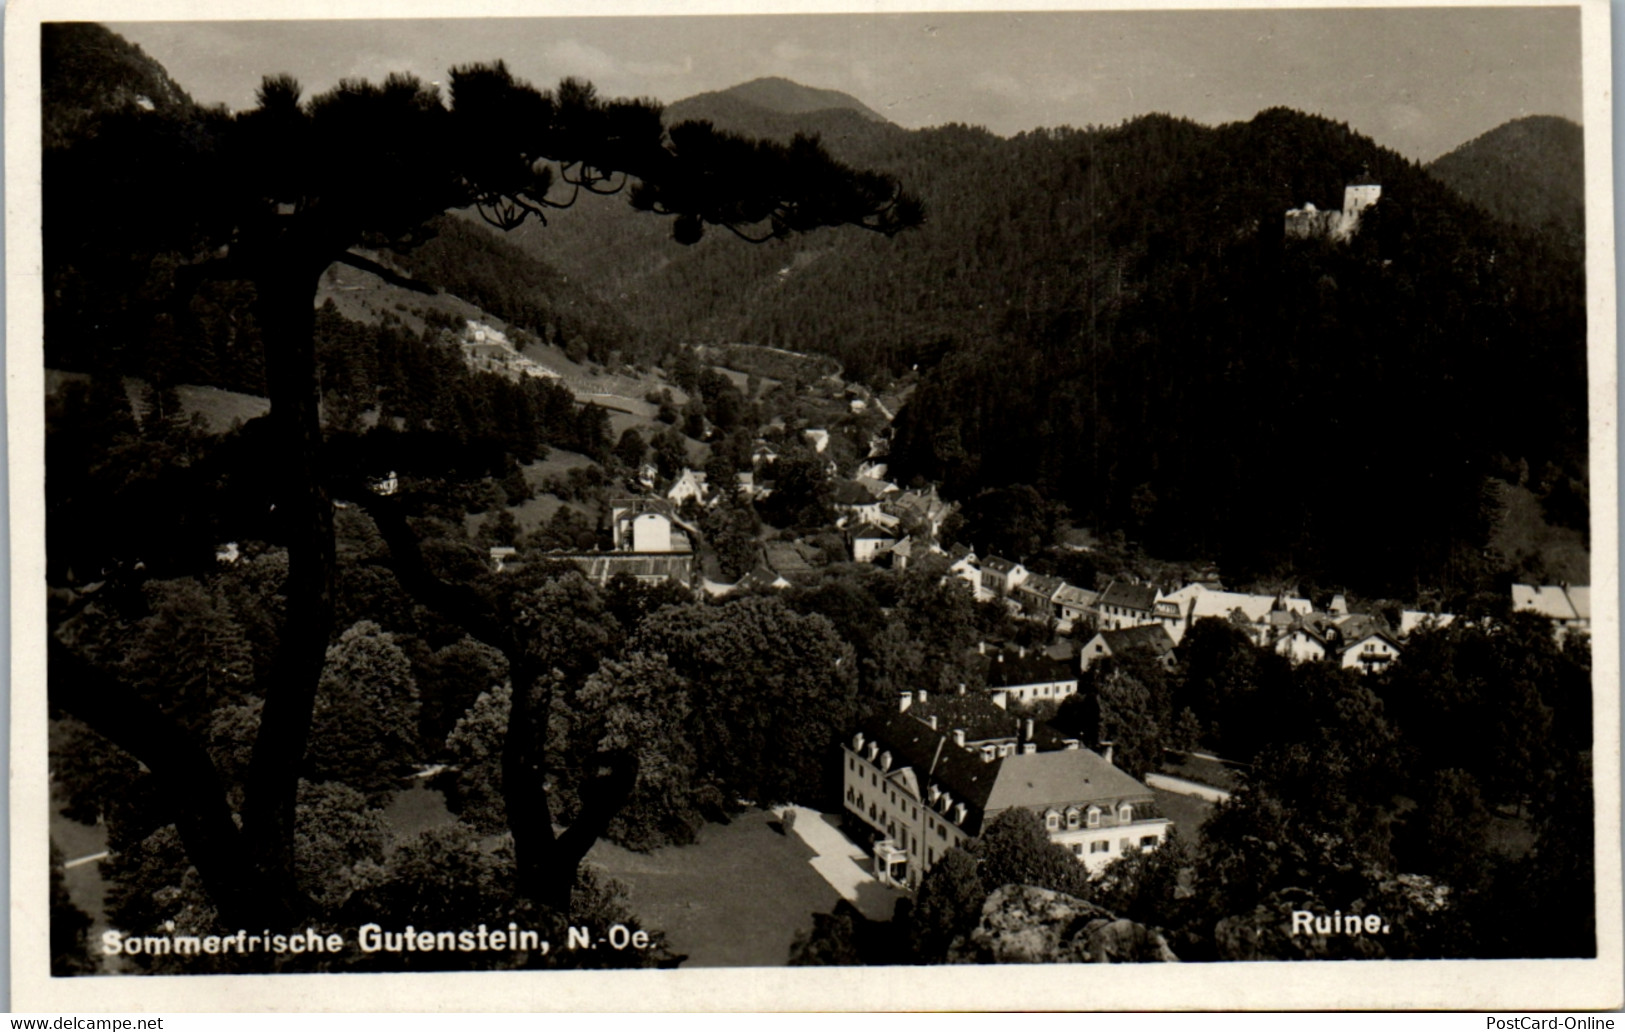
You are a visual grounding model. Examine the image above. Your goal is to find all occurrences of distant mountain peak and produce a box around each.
[673,76,888,124]
[1426,115,1583,245]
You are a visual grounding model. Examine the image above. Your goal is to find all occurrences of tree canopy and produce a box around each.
[45,22,921,948]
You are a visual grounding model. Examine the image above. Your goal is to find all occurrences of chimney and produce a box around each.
[1019,644,1027,659]
[899,692,912,713]
[953,729,966,748]
[852,732,866,751]
[978,640,986,655]
[1022,742,1037,755]
[1101,741,1115,766]
[916,689,928,705]
[927,715,938,731]
[957,683,967,696]
[1024,717,1035,741]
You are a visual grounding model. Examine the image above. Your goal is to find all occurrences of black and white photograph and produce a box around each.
[9,0,1620,1011]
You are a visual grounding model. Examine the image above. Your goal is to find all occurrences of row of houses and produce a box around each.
[950,553,1478,675]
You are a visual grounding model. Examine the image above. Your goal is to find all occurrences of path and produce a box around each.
[779,805,905,922]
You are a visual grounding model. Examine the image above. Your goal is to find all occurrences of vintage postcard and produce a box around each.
[8,0,1621,1012]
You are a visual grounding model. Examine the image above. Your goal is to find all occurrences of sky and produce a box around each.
[109,6,1583,163]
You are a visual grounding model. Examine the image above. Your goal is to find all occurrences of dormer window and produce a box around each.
[1119,803,1133,824]
[1087,806,1102,828]
[1045,810,1060,831]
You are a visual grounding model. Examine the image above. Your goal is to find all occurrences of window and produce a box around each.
[938,825,947,840]
[1071,844,1083,856]
[1119,804,1133,823]
[1090,841,1109,854]
[1045,811,1060,831]
[928,848,935,865]
[1087,807,1101,828]
[1141,836,1159,849]
[1120,838,1131,852]
[1066,808,1080,830]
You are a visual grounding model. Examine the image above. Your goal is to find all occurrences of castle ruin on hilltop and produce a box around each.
[1284,182,1382,241]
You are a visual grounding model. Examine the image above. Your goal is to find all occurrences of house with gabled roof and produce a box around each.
[972,642,1080,706]
[842,687,1171,888]
[1092,580,1181,633]
[1159,583,1313,646]
[1270,611,1401,673]
[980,555,1029,599]
[1079,624,1178,673]
[851,523,902,563]
[1052,583,1100,633]
[882,486,957,540]
[1014,573,1068,622]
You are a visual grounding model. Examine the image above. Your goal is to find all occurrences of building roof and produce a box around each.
[1160,584,1312,624]
[1052,584,1099,609]
[831,480,877,507]
[764,540,820,575]
[1565,586,1591,620]
[553,552,694,587]
[983,748,1154,814]
[1018,573,1067,599]
[1098,581,1158,612]
[734,565,791,592]
[856,696,1152,836]
[1399,610,1457,636]
[1511,584,1579,621]
[1097,624,1177,657]
[853,523,901,542]
[983,555,1021,575]
[975,648,1077,689]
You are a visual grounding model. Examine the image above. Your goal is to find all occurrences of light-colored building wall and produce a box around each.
[1341,635,1400,673]
[631,512,672,553]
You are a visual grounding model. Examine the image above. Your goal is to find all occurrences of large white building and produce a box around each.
[841,689,1171,889]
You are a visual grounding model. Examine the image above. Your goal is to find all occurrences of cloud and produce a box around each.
[544,38,624,81]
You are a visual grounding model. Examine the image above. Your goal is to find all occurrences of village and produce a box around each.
[454,327,1593,914]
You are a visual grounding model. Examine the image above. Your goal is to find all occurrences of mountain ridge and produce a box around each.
[1426,115,1583,254]
[668,75,889,125]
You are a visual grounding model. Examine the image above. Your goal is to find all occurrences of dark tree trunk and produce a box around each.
[240,249,336,921]
[356,491,640,911]
[48,641,272,928]
[501,661,558,904]
[501,663,639,911]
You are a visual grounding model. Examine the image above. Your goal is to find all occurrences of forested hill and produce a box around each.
[42,24,648,389]
[42,23,199,149]
[885,110,1586,596]
[1426,115,1584,257]
[667,76,889,124]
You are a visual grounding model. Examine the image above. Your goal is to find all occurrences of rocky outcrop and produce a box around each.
[950,885,1179,964]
